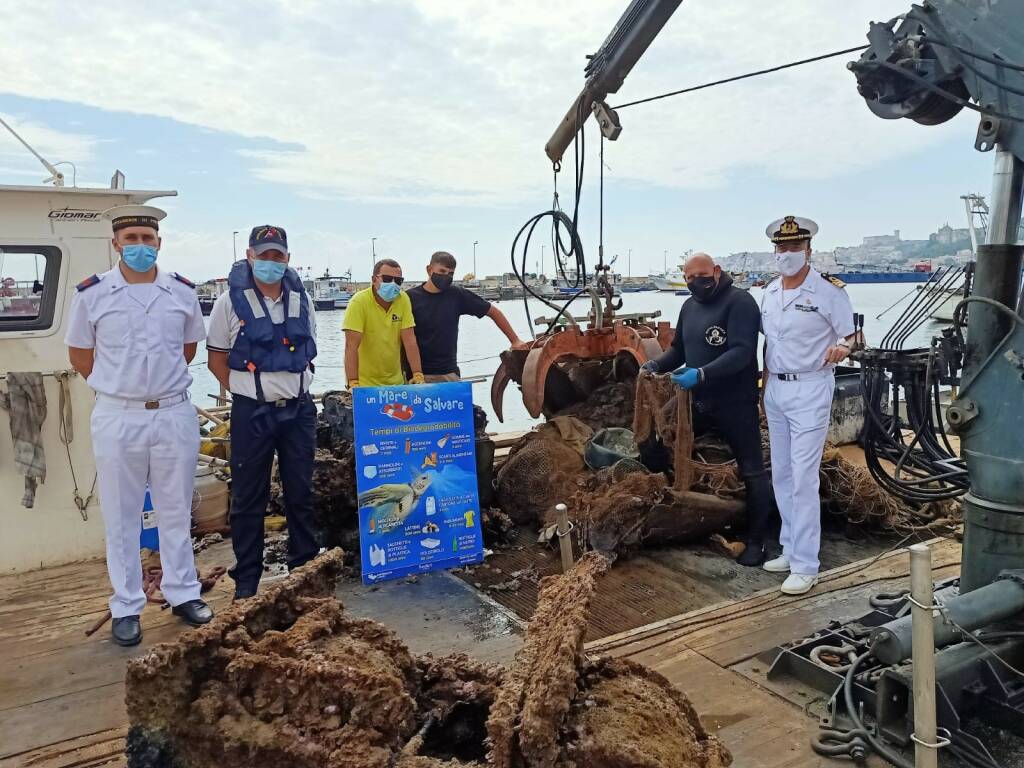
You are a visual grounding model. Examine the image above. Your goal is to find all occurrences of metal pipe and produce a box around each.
[958,146,1024,590]
[555,503,575,572]
[870,571,1024,664]
[987,149,1024,248]
[909,544,938,768]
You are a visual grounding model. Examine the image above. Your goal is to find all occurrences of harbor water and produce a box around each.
[188,282,950,433]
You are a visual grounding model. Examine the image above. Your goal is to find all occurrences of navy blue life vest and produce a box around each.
[227,261,317,378]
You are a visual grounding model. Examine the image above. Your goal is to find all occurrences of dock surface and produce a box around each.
[1,536,962,767]
[589,535,963,767]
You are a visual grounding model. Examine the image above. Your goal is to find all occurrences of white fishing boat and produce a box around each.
[0,177,182,573]
[196,277,228,316]
[312,271,354,310]
[651,269,686,292]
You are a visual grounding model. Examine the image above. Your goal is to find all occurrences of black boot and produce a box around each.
[736,541,766,567]
[233,585,257,602]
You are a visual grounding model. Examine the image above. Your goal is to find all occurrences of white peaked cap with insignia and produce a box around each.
[102,204,167,232]
[766,215,819,244]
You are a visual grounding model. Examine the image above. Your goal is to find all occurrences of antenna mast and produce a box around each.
[0,116,65,186]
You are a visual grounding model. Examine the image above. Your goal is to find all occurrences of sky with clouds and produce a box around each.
[0,0,998,281]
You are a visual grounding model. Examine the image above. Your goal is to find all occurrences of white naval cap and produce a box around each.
[766,215,818,244]
[102,204,167,232]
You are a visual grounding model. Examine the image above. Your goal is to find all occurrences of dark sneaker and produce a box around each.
[233,586,257,602]
[171,599,214,626]
[111,615,142,646]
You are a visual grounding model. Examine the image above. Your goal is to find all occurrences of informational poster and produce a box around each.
[352,382,484,584]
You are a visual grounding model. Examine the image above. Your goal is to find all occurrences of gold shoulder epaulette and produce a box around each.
[822,273,846,289]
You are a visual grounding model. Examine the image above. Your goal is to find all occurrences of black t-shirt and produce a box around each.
[652,274,761,402]
[408,284,491,375]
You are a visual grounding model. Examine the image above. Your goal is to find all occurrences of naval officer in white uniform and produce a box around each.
[760,216,857,595]
[65,205,214,646]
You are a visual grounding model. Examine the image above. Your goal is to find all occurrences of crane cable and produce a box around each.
[613,44,870,110]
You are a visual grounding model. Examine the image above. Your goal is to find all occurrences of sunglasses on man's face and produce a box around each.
[379,274,404,285]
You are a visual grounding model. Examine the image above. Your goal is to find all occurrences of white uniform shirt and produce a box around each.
[760,268,855,375]
[64,266,206,399]
[206,289,317,401]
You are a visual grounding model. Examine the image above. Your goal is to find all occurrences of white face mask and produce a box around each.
[775,249,807,277]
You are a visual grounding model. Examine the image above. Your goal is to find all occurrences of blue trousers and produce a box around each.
[228,394,318,591]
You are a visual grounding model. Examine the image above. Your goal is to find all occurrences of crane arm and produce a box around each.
[544,0,684,163]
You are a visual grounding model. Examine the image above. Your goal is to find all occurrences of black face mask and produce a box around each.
[430,273,454,291]
[687,276,717,303]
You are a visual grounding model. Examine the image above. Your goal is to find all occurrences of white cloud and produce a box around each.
[0,112,98,182]
[0,1,975,204]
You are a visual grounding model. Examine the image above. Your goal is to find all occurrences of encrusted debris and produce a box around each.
[487,552,610,768]
[269,443,360,552]
[126,548,730,768]
[565,658,732,768]
[553,380,637,432]
[192,532,223,554]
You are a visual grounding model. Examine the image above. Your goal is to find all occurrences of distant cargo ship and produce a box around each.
[832,262,934,283]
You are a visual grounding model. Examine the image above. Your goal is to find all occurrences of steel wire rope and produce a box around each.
[611,45,870,110]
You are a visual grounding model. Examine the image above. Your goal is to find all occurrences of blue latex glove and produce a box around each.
[639,360,660,374]
[671,366,701,390]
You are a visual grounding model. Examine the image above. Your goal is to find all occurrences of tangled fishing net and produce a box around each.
[566,464,669,531]
[495,418,593,525]
[819,447,962,534]
[633,373,745,499]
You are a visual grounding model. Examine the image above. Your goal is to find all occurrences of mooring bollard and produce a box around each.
[909,542,944,768]
[555,503,575,573]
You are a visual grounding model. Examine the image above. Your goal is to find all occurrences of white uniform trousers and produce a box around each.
[764,372,834,576]
[91,396,202,617]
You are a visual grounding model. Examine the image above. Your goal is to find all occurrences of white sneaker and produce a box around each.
[781,574,818,595]
[763,555,791,573]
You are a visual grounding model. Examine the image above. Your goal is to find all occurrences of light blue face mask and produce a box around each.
[377,281,402,301]
[121,244,158,273]
[252,258,287,284]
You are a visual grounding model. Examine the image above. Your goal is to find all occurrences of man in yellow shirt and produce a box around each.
[344,259,424,387]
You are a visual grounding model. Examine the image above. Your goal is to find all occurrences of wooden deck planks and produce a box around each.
[2,727,128,768]
[0,543,237,765]
[588,536,961,659]
[585,537,962,767]
[636,647,837,767]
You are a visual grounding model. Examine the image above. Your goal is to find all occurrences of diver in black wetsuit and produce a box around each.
[640,252,774,566]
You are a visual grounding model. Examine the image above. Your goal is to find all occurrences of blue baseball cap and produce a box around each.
[249,225,288,255]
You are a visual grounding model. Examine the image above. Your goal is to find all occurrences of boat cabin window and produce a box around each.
[0,246,61,332]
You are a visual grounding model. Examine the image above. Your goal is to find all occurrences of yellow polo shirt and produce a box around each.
[343,287,415,386]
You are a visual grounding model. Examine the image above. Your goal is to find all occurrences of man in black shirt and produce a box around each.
[408,251,524,381]
[641,252,774,566]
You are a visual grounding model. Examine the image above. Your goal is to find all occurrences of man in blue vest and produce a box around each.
[207,225,319,600]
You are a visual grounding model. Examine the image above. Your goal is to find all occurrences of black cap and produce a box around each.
[249,225,288,254]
